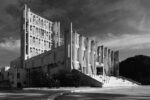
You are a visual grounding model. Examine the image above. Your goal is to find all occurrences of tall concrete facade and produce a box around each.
[10,5,120,87]
[70,26,119,77]
[21,5,61,61]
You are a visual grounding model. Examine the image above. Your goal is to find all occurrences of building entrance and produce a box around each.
[17,82,22,88]
[96,67,103,75]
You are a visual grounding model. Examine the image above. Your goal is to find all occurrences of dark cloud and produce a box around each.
[0,0,20,41]
[0,39,20,67]
[5,5,21,19]
[120,48,150,61]
[0,0,150,66]
[22,0,144,38]
[0,0,149,39]
[0,49,19,67]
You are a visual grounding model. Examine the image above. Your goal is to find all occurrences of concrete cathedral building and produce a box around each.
[9,5,124,88]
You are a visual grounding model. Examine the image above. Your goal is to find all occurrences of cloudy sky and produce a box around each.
[0,0,150,67]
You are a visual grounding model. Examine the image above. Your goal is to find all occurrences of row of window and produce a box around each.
[30,42,51,51]
[26,41,51,56]
[29,25,52,40]
[30,42,51,50]
[30,36,52,46]
[30,47,48,57]
[29,12,52,31]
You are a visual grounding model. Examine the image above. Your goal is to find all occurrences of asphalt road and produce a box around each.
[1,86,150,100]
[56,86,150,100]
[0,88,67,100]
[0,87,93,100]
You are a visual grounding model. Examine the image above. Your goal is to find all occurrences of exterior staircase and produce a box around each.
[88,75,140,87]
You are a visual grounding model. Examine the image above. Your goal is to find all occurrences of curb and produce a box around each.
[47,91,72,100]
[47,87,132,100]
[71,86,136,93]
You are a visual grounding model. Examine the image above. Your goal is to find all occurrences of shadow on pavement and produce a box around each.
[56,92,150,100]
[0,89,65,100]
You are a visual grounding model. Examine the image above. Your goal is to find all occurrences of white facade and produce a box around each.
[9,5,120,88]
[21,5,61,61]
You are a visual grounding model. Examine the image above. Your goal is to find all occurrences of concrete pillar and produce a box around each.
[72,32,76,69]
[91,40,96,75]
[73,32,80,70]
[97,45,104,75]
[87,39,92,75]
[97,46,100,64]
[52,21,61,48]
[64,23,72,72]
[93,41,97,75]
[82,37,86,74]
[58,22,61,46]
[79,36,84,72]
[110,51,114,75]
[73,32,77,69]
[114,51,119,76]
[85,38,88,74]
[104,47,108,76]
[21,4,27,67]
[108,49,111,76]
[100,45,104,65]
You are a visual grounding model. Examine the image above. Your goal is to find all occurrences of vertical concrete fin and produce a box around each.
[114,50,119,76]
[70,22,73,70]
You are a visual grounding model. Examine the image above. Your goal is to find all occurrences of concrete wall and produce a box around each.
[96,46,119,76]
[9,68,26,88]
[71,31,98,75]
[70,28,120,77]
[21,5,61,61]
[24,45,65,75]
[0,66,10,81]
[68,24,119,77]
[114,51,119,76]
[10,45,66,87]
[10,22,120,87]
[64,24,73,72]
[9,5,120,88]
[0,66,26,88]
[10,57,21,68]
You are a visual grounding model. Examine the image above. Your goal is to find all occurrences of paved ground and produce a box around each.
[0,88,67,100]
[56,86,150,100]
[0,87,96,100]
[1,86,150,100]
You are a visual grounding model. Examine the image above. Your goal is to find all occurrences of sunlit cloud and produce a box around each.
[0,38,20,51]
[0,38,20,67]
[0,0,150,66]
[100,33,150,50]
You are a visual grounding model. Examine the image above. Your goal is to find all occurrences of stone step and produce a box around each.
[88,75,139,87]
